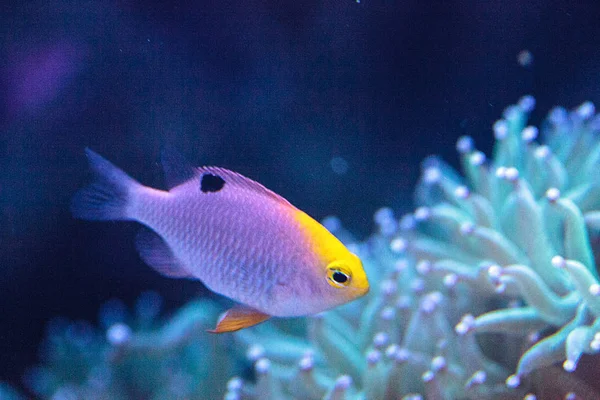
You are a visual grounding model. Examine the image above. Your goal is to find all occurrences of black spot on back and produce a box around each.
[201,173,225,193]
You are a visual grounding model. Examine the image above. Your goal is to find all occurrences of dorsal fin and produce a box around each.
[197,166,296,209]
[160,147,198,190]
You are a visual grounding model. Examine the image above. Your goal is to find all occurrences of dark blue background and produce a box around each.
[2,0,600,389]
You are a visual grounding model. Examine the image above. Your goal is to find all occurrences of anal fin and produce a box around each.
[135,227,191,278]
[207,305,271,333]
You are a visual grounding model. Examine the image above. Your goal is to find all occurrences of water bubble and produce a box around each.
[517,50,533,67]
[330,156,349,175]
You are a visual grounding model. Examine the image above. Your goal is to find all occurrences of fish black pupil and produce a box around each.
[201,173,225,193]
[332,271,348,284]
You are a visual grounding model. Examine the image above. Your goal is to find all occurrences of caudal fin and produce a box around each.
[71,148,140,221]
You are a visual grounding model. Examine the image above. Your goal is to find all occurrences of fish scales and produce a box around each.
[72,149,369,330]
[135,183,303,308]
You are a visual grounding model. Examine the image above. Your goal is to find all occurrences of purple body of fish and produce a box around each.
[72,150,334,317]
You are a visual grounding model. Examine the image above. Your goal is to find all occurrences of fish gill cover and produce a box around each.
[4,96,600,399]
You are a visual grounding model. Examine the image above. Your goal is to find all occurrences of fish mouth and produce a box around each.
[353,278,370,297]
[359,283,370,297]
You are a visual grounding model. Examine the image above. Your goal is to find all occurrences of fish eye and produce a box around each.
[333,270,348,283]
[326,263,352,288]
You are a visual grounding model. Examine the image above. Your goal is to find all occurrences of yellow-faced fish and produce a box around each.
[71,149,369,333]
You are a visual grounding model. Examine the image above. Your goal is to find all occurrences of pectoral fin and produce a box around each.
[207,305,271,333]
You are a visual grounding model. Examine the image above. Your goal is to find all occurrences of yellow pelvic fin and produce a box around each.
[207,305,271,333]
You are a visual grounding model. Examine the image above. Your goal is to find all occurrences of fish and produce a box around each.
[71,148,370,333]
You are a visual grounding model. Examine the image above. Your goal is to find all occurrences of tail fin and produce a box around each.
[71,148,140,221]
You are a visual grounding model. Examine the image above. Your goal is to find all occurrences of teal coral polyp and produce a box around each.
[224,97,600,399]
